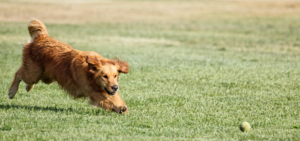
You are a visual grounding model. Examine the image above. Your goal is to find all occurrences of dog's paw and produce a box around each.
[26,84,34,92]
[8,88,18,99]
[114,105,128,114]
[8,90,15,99]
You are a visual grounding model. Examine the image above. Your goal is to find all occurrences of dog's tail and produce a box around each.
[28,19,48,38]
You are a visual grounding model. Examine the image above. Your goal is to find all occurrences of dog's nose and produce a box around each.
[111,85,118,91]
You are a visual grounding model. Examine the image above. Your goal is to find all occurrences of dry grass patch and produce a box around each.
[0,0,300,24]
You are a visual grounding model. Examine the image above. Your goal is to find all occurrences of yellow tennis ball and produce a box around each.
[240,122,251,132]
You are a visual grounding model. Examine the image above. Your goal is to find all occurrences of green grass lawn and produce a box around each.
[1,0,300,140]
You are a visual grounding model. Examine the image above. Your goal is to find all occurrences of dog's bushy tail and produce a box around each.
[28,19,48,38]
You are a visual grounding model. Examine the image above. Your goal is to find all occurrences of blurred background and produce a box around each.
[1,0,299,24]
[1,0,300,54]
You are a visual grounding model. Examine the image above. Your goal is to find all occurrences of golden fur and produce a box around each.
[8,19,129,113]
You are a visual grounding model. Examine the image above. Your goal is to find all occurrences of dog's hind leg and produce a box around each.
[9,59,43,99]
[8,69,22,99]
[25,84,35,92]
[21,59,43,93]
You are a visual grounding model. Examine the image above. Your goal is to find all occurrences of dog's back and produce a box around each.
[26,19,74,63]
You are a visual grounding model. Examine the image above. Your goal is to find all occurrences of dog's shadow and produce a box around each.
[0,104,110,115]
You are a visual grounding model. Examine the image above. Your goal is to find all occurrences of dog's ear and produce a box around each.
[86,55,102,74]
[116,60,129,74]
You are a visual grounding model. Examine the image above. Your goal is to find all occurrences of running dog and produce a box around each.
[8,19,129,114]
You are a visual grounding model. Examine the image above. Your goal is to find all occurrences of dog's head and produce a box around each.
[86,55,129,96]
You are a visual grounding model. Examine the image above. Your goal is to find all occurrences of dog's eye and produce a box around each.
[92,67,97,71]
[114,75,117,78]
[103,75,108,79]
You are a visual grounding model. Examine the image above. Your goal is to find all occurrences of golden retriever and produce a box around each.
[8,19,129,114]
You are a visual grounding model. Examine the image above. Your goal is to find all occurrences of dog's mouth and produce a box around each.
[105,88,116,96]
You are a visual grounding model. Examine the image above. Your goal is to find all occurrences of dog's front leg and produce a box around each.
[89,93,128,114]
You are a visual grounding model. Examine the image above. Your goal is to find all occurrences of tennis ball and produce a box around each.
[240,121,251,132]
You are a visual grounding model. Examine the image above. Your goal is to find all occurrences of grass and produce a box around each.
[1,0,300,140]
